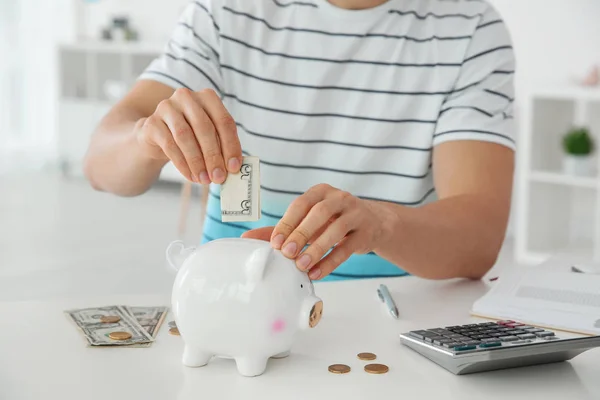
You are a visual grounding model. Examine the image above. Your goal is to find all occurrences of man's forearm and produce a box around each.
[372,194,509,280]
[84,108,167,197]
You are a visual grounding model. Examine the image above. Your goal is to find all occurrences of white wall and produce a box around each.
[490,0,600,96]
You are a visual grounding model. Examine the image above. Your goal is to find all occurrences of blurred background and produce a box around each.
[2,0,600,300]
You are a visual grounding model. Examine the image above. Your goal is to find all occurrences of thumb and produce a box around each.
[241,226,275,242]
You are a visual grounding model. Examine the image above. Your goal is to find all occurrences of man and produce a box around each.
[84,0,516,282]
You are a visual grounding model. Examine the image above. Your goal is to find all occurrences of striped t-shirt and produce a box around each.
[140,0,516,281]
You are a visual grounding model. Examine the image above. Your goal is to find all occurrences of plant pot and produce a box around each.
[562,154,594,176]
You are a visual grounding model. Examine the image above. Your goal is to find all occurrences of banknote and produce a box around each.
[123,306,168,348]
[65,305,153,347]
[220,156,261,222]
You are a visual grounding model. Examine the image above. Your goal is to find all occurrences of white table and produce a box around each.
[2,276,599,400]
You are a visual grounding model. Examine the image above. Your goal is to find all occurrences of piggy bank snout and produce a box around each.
[303,297,323,328]
[307,299,323,328]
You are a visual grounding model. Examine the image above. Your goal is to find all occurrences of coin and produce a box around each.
[100,315,121,324]
[328,364,351,374]
[108,331,132,340]
[364,364,389,374]
[169,327,180,336]
[357,352,376,361]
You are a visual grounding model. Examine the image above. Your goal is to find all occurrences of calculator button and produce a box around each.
[536,331,555,337]
[473,335,492,339]
[481,338,500,343]
[425,336,446,343]
[447,334,466,339]
[452,336,472,341]
[501,336,519,342]
[409,331,432,339]
[517,334,537,340]
[518,326,534,330]
[442,342,463,348]
[497,320,515,325]
[510,330,527,335]
[445,326,462,330]
[429,329,453,335]
[434,339,454,345]
[524,328,544,333]
[462,324,478,328]
[454,345,477,351]
[477,322,497,327]
[479,342,502,348]
[463,340,482,346]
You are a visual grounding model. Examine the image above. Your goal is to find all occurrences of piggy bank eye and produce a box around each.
[300,284,304,288]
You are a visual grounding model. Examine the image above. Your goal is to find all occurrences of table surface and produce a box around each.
[2,273,600,400]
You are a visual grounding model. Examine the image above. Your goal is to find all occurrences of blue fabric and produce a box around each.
[201,187,408,282]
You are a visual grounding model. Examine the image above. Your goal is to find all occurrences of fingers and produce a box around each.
[196,89,243,174]
[279,198,345,266]
[270,184,333,250]
[295,215,354,273]
[143,116,192,181]
[147,88,241,185]
[178,95,226,184]
[308,234,359,280]
[241,226,275,242]
[156,98,206,183]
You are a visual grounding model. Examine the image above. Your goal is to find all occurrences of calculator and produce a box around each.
[399,320,600,375]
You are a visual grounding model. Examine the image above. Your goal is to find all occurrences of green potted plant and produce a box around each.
[562,127,595,176]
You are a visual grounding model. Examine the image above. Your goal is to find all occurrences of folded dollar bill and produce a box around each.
[65,305,154,347]
[220,156,261,222]
[122,306,168,348]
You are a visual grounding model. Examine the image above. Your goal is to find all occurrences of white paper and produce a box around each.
[220,156,261,222]
[471,260,600,335]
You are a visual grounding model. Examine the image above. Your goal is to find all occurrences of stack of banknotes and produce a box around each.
[65,305,168,347]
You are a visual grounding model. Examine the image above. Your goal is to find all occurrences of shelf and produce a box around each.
[58,40,164,55]
[523,181,597,264]
[528,81,600,102]
[529,171,598,189]
[520,243,596,266]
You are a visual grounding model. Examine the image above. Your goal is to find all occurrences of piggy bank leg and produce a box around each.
[235,357,269,377]
[182,345,212,368]
[271,350,290,359]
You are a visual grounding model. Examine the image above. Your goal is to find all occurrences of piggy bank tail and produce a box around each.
[166,240,196,272]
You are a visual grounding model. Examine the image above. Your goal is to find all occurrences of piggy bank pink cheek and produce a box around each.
[271,318,286,333]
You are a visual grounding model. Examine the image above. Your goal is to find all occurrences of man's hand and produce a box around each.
[134,87,242,184]
[243,184,388,280]
[245,141,514,281]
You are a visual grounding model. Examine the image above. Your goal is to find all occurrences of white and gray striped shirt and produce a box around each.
[140,0,516,280]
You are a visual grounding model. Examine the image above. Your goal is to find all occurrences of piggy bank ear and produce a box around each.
[245,246,274,283]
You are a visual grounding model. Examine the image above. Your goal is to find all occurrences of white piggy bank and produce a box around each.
[166,237,323,377]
